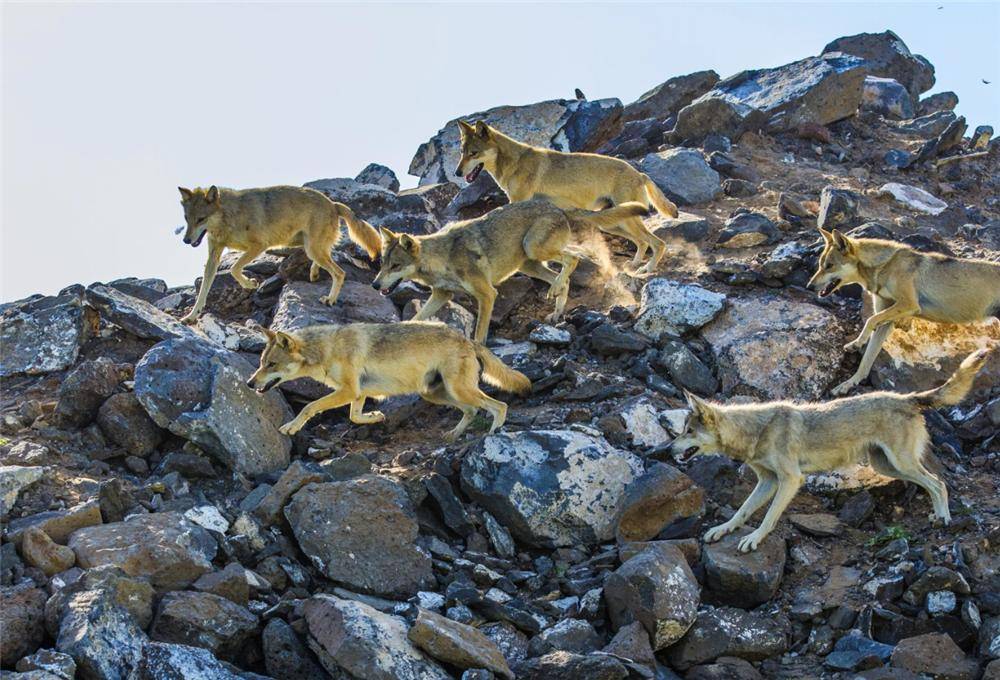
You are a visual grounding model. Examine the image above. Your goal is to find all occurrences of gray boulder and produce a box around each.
[0,291,84,378]
[134,337,292,477]
[150,591,258,661]
[304,177,439,235]
[624,70,720,122]
[634,278,726,338]
[284,475,433,598]
[54,358,132,427]
[861,76,915,120]
[640,148,721,206]
[85,284,201,342]
[702,531,786,608]
[409,97,623,187]
[823,30,935,97]
[0,465,44,518]
[616,463,705,543]
[355,163,400,192]
[270,280,400,333]
[460,430,643,548]
[717,212,781,249]
[666,607,789,670]
[917,91,958,116]
[131,642,243,680]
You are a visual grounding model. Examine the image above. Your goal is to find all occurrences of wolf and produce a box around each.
[807,227,1000,395]
[669,348,992,553]
[372,199,649,342]
[455,120,679,275]
[246,320,531,441]
[178,185,381,323]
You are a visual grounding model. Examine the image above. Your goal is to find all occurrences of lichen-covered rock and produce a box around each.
[641,148,721,206]
[823,30,935,97]
[634,278,726,339]
[68,512,217,591]
[666,607,790,670]
[303,594,451,680]
[7,500,104,545]
[460,430,644,548]
[284,475,433,598]
[150,591,258,661]
[262,618,328,680]
[0,292,84,378]
[603,542,700,650]
[134,337,292,476]
[0,583,47,663]
[861,77,915,120]
[130,642,243,680]
[408,609,513,678]
[85,283,202,342]
[0,465,44,517]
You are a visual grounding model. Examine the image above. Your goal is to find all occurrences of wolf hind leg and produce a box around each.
[441,360,507,439]
[304,236,346,305]
[871,431,950,523]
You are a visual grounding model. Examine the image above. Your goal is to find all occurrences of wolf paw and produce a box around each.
[443,429,462,443]
[236,278,259,291]
[319,295,338,306]
[180,313,199,325]
[843,338,864,353]
[830,380,856,397]
[929,512,951,527]
[361,411,385,424]
[737,531,765,553]
[704,524,733,543]
[544,311,563,324]
[278,420,304,436]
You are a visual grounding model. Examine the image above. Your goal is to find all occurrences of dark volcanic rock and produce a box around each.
[55,358,133,427]
[0,583,47,663]
[615,462,705,542]
[624,70,720,122]
[823,30,935,97]
[702,532,786,608]
[514,650,629,680]
[667,607,789,670]
[262,618,327,680]
[150,591,258,661]
[96,392,164,456]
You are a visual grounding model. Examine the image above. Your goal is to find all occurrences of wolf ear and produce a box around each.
[273,331,295,350]
[457,120,474,135]
[178,187,193,201]
[474,120,491,139]
[379,226,397,242]
[685,391,715,424]
[399,234,419,254]
[818,227,833,242]
[831,230,853,254]
[206,186,220,203]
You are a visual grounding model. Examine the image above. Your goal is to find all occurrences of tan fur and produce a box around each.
[670,349,992,552]
[455,120,678,275]
[807,228,1000,395]
[246,321,531,441]
[373,199,649,342]
[177,185,380,322]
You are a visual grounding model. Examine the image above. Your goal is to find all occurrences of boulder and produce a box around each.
[633,278,726,338]
[410,97,624,187]
[0,583,47,663]
[150,591,258,661]
[825,631,894,672]
[701,292,848,400]
[262,618,328,680]
[787,513,844,537]
[84,282,205,342]
[658,341,718,395]
[817,186,862,231]
[130,642,243,680]
[616,463,704,542]
[603,542,700,650]
[304,177,439,234]
[894,110,958,138]
[702,531,786,607]
[670,96,767,145]
[640,148,721,206]
[191,563,260,606]
[460,430,644,547]
[861,77,915,120]
[717,212,781,249]
[891,632,980,680]
[0,292,84,378]
[624,70,721,122]
[356,163,400,192]
[619,398,670,448]
[531,618,602,655]
[6,500,104,545]
[917,91,958,116]
[44,566,155,639]
[284,475,433,598]
[254,460,328,526]
[303,594,450,680]
[877,182,948,215]
[15,649,77,679]
[20,526,76,575]
[666,607,789,670]
[408,608,513,678]
[823,30,935,97]
[602,621,656,670]
[54,358,133,427]
[0,465,44,517]
[270,280,400,333]
[134,337,292,477]
[96,392,164,457]
[68,511,217,590]
[513,650,629,680]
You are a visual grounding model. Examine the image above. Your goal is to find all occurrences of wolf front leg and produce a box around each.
[738,473,803,553]
[704,468,777,543]
[278,386,358,436]
[844,290,918,352]
[412,289,453,321]
[230,245,266,290]
[181,240,224,324]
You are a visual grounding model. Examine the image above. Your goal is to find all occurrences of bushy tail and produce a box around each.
[643,176,679,218]
[335,203,381,260]
[913,348,992,408]
[475,345,532,395]
[565,202,651,231]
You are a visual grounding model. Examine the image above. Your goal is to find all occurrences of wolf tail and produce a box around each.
[335,203,382,260]
[474,345,532,395]
[913,348,992,408]
[643,176,679,218]
[565,202,651,231]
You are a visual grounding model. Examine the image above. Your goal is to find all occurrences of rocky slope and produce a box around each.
[1,30,998,680]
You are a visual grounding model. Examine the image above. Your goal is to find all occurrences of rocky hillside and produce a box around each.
[1,30,998,680]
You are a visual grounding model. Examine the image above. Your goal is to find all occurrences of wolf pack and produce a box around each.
[177,120,1000,554]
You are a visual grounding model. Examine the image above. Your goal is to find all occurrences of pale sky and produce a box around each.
[2,2,997,302]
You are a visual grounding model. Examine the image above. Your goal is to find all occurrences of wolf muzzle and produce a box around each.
[185,231,206,248]
[817,278,840,298]
[457,163,483,183]
[372,279,401,296]
[248,377,280,393]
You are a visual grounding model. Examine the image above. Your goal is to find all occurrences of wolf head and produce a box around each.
[247,327,306,393]
[670,391,723,463]
[456,120,499,183]
[178,186,220,248]
[807,228,863,298]
[372,228,421,295]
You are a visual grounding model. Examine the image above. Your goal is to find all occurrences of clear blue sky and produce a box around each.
[3,2,997,301]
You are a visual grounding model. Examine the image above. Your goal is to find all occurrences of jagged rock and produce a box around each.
[623,70,720,122]
[7,499,104,545]
[667,607,789,670]
[528,324,572,346]
[588,323,649,355]
[787,513,844,538]
[701,292,847,400]
[134,337,292,476]
[634,278,726,338]
[130,642,243,680]
[254,460,328,526]
[717,212,781,248]
[20,526,75,575]
[722,178,758,197]
[356,163,400,192]
[902,566,971,606]
[262,618,327,680]
[150,591,258,661]
[603,620,656,670]
[303,594,451,680]
[68,511,217,590]
[0,291,85,378]
[616,463,704,543]
[759,241,808,279]
[270,280,400,333]
[192,563,262,606]
[877,182,948,215]
[891,632,980,679]
[424,473,475,536]
[531,618,602,656]
[825,631,894,671]
[410,97,624,187]
[619,398,670,448]
[823,30,935,97]
[894,110,958,138]
[513,650,629,680]
[838,490,876,527]
[482,512,516,558]
[44,566,155,638]
[54,358,133,427]
[284,476,433,597]
[15,649,77,679]
[670,95,767,144]
[304,177,438,234]
[96,392,164,457]
[917,91,958,116]
[861,77,915,120]
[818,186,862,231]
[640,148,721,206]
[0,465,44,517]
[400,183,460,221]
[85,283,202,342]
[702,532,786,608]
[604,542,700,650]
[460,430,643,547]
[479,622,529,667]
[408,608,514,678]
[656,211,711,242]
[658,341,718,396]
[0,583,47,663]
